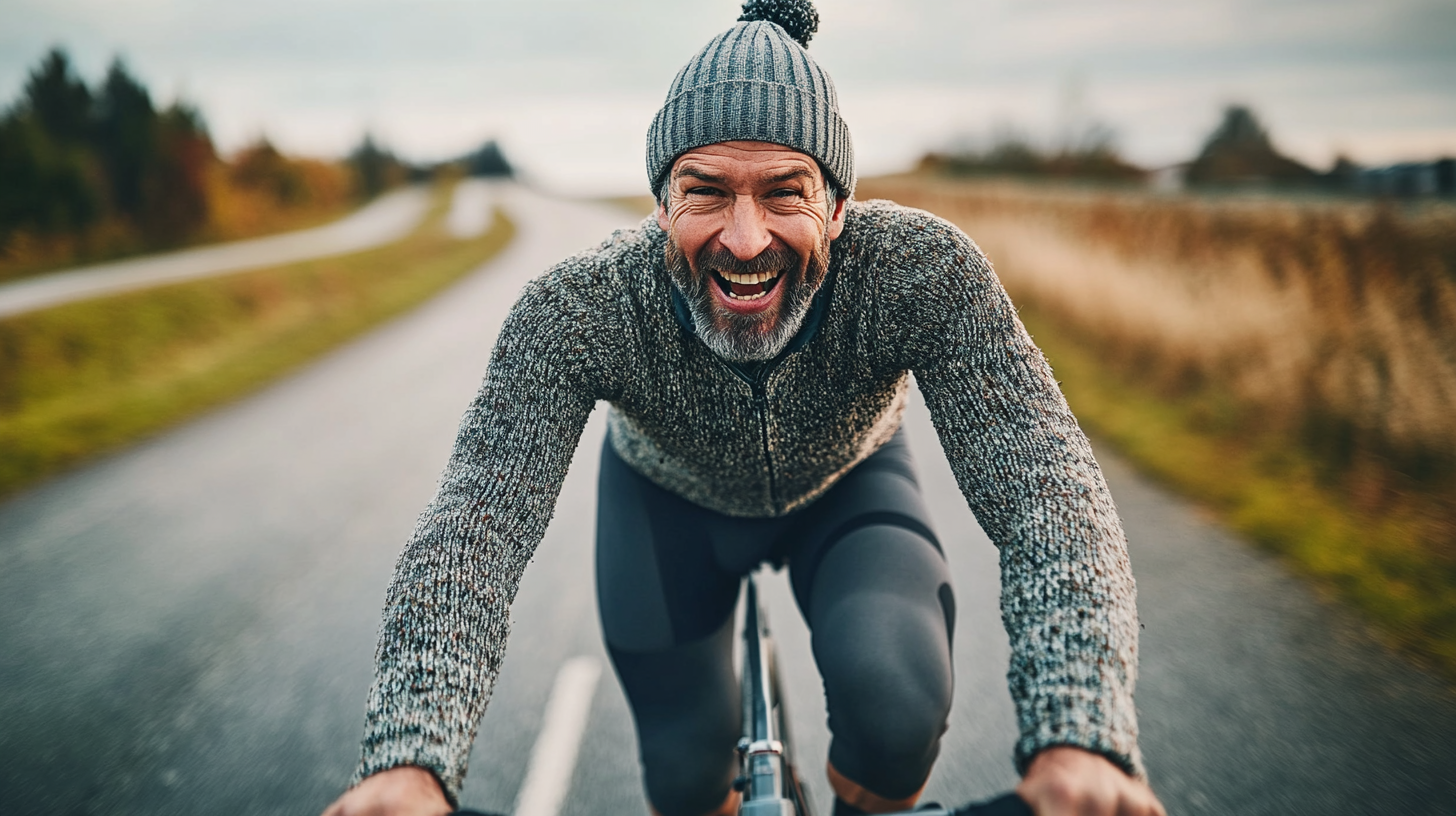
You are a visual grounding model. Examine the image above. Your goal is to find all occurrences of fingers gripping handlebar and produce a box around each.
[453,792,1032,816]
[933,793,1034,816]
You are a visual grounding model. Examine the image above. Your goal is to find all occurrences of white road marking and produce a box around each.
[513,656,602,816]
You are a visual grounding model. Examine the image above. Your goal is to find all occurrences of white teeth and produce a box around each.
[728,289,768,301]
[717,269,780,285]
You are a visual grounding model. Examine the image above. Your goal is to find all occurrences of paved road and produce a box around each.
[1,186,1453,816]
[446,179,498,239]
[0,186,432,319]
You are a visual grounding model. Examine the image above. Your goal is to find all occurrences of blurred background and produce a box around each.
[4,0,1453,193]
[2,1,1455,815]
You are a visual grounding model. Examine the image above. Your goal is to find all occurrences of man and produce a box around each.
[324,2,1165,815]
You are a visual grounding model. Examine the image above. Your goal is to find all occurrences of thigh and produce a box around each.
[784,432,957,798]
[595,438,745,814]
[799,523,956,705]
[785,429,947,623]
[595,436,742,653]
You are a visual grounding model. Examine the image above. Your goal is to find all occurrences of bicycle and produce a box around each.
[457,571,1031,816]
[733,573,1031,816]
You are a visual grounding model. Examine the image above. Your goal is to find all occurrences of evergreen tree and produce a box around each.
[23,48,92,145]
[349,133,403,198]
[1,48,102,239]
[0,48,218,251]
[95,59,158,217]
[0,113,102,236]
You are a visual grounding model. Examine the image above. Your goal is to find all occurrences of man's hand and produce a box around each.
[321,765,453,816]
[1015,747,1166,816]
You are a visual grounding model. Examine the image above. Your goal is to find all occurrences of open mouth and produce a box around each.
[711,267,784,302]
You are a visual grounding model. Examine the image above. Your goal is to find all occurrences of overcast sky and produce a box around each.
[3,0,1453,195]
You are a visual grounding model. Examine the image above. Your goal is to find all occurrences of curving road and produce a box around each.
[0,186,1453,816]
[0,186,433,319]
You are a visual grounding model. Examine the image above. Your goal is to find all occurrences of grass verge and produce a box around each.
[1021,308,1456,678]
[0,182,515,499]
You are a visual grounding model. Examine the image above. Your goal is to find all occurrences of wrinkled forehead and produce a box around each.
[668,141,830,189]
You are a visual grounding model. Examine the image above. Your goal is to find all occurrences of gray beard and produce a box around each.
[664,233,830,363]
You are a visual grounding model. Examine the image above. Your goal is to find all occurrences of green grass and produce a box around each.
[0,182,515,498]
[1021,308,1456,679]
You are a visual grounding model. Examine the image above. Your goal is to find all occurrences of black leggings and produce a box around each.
[596,430,956,816]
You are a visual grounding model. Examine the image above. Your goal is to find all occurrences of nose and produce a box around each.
[717,195,773,261]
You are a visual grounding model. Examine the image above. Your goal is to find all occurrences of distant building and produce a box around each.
[1148,163,1189,193]
[1345,159,1456,198]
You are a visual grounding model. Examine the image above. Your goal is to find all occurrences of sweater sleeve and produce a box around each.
[874,206,1144,779]
[351,270,624,803]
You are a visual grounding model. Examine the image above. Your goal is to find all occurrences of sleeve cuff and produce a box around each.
[353,734,466,808]
[1013,712,1145,781]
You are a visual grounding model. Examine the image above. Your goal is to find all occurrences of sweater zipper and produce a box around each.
[726,363,779,510]
[752,373,778,509]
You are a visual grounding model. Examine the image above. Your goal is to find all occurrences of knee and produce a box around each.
[816,598,953,797]
[641,744,737,816]
[634,686,739,816]
[825,636,952,759]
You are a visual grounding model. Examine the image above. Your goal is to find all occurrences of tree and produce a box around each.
[0,113,102,237]
[1,49,102,239]
[94,58,158,217]
[0,48,218,250]
[144,102,214,241]
[466,140,513,178]
[230,137,307,204]
[1185,105,1317,187]
[349,133,406,198]
[22,48,92,145]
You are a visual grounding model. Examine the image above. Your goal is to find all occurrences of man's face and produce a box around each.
[658,141,847,363]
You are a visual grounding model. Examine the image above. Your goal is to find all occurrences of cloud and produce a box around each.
[3,0,1452,192]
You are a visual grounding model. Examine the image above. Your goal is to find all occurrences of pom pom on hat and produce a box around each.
[738,0,820,48]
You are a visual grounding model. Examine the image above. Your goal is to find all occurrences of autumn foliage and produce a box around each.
[0,49,366,282]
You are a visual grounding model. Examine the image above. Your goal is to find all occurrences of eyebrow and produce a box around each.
[675,166,728,185]
[762,168,815,185]
[673,166,817,186]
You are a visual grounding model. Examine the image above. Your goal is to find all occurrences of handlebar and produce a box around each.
[934,793,1033,816]
[454,791,1031,816]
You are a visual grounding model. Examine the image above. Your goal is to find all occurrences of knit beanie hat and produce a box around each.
[646,0,855,199]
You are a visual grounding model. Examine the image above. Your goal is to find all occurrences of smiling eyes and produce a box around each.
[684,186,807,201]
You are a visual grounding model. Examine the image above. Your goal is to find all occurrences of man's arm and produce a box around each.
[871,205,1144,779]
[343,270,626,807]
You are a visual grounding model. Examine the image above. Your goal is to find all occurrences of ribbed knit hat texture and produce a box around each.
[646,0,855,198]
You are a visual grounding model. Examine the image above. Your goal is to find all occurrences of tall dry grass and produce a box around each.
[864,177,1456,488]
[860,175,1456,667]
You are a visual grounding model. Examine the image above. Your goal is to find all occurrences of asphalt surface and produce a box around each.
[2,186,1453,816]
[0,186,432,319]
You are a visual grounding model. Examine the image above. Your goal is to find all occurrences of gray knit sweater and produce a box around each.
[354,199,1143,801]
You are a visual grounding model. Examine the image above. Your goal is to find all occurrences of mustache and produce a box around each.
[695,243,801,276]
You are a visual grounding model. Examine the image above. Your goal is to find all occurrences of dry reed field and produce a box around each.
[858,175,1456,673]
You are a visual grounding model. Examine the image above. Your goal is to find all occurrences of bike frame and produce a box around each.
[737,574,806,816]
[734,573,1029,816]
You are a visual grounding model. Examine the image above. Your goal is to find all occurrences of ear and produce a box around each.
[656,198,670,231]
[826,192,847,241]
